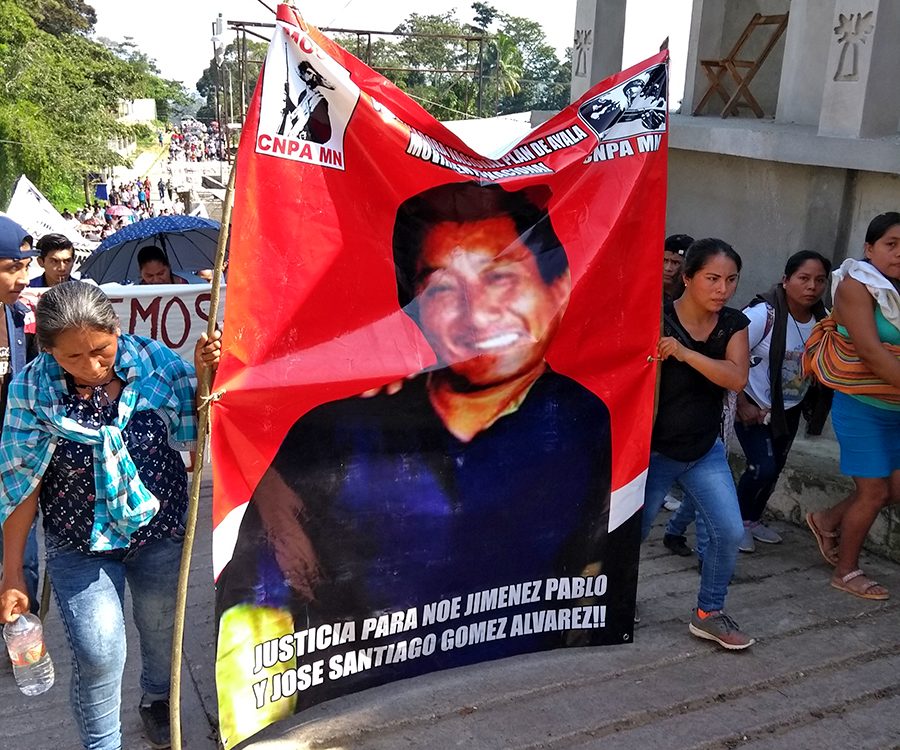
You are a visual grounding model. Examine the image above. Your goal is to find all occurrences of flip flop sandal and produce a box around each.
[830,569,889,601]
[806,511,839,566]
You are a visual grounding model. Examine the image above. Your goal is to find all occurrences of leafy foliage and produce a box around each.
[381,4,570,118]
[200,3,570,123]
[24,0,97,36]
[99,36,188,123]
[382,12,484,119]
[0,0,186,207]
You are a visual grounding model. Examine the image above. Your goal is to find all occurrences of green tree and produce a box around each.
[217,5,569,122]
[491,14,570,115]
[471,2,498,31]
[390,13,481,119]
[485,31,523,107]
[371,5,565,119]
[24,0,96,36]
[100,36,187,122]
[0,0,188,207]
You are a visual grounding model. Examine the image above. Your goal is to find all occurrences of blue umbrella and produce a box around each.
[78,215,223,284]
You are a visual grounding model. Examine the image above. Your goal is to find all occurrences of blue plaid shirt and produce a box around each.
[0,334,197,551]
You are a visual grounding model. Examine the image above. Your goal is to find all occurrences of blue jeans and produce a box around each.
[46,533,183,750]
[735,404,801,522]
[641,440,743,612]
[666,494,709,561]
[0,519,40,612]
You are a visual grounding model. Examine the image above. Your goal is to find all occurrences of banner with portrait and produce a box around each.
[211,4,668,746]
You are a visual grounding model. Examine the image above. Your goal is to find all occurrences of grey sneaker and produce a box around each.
[749,521,782,544]
[738,526,756,553]
[689,609,755,650]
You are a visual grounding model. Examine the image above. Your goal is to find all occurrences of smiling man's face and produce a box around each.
[414,215,571,389]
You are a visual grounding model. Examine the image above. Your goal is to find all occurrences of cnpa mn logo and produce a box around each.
[256,24,360,170]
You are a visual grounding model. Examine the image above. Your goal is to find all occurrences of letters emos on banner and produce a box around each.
[212,4,668,747]
[21,285,225,363]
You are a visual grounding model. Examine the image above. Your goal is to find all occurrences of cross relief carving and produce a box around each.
[574,28,592,78]
[833,10,875,81]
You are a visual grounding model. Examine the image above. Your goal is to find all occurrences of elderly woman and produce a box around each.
[0,281,220,750]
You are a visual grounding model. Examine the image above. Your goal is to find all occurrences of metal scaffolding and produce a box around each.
[224,19,488,124]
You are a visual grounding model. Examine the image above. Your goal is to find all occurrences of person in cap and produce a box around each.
[0,216,41,610]
[663,233,693,304]
[31,233,76,288]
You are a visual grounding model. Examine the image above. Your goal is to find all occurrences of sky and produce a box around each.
[88,0,692,105]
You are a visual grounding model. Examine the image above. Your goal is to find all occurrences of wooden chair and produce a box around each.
[693,13,789,118]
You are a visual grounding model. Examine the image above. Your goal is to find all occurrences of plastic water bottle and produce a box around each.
[3,612,54,696]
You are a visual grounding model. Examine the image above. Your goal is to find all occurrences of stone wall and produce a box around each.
[666,134,900,307]
[666,149,845,305]
[569,1,900,561]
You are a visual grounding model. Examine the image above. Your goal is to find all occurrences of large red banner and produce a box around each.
[212,4,667,746]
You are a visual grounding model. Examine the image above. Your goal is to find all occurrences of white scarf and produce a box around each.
[832,258,900,330]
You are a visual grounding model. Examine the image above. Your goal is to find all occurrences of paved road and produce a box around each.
[240,514,900,750]
[5,482,900,749]
[111,141,228,220]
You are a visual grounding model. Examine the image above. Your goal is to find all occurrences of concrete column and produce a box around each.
[818,1,900,138]
[569,0,628,102]
[775,0,836,125]
[680,0,727,114]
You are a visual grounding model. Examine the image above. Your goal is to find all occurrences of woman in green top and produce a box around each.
[806,212,900,600]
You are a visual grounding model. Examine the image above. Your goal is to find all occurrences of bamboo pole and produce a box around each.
[169,159,236,750]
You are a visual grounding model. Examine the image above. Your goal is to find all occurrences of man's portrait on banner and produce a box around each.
[217,181,613,706]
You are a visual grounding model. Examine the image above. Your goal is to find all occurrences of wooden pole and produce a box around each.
[169,159,236,750]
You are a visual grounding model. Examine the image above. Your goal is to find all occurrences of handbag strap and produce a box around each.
[662,311,697,351]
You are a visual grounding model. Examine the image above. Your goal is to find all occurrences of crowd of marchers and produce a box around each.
[643,214,900,650]
[60,175,187,243]
[0,205,897,750]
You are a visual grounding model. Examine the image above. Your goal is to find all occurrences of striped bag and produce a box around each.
[802,317,900,405]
